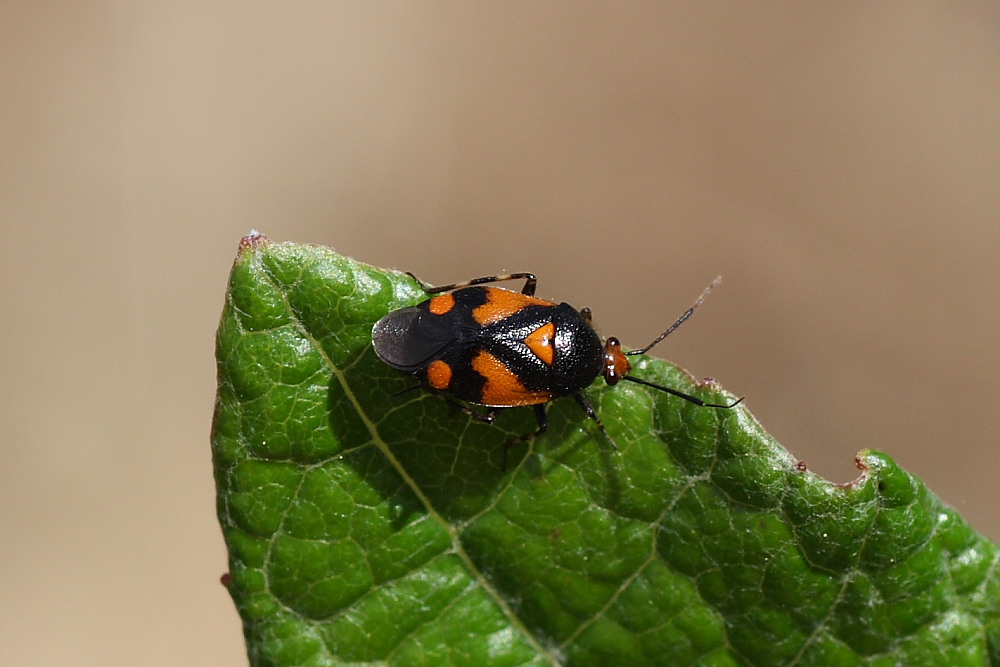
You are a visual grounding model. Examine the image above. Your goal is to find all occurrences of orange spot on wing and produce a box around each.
[524,322,555,366]
[428,294,455,315]
[473,288,553,326]
[471,351,553,407]
[425,359,452,390]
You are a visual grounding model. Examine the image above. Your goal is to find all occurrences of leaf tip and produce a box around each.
[238,229,270,253]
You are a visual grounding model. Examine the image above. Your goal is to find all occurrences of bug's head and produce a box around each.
[602,337,631,386]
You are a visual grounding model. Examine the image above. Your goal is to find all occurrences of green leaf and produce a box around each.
[213,234,1000,667]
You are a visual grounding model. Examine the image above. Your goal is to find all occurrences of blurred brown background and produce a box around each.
[3,3,999,665]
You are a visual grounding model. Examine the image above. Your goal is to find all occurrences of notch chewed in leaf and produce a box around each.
[212,233,1000,666]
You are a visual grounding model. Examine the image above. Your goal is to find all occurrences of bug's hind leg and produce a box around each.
[407,272,538,296]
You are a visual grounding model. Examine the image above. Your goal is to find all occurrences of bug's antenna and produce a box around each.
[626,277,721,357]
[621,375,743,408]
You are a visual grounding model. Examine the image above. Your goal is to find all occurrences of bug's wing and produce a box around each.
[372,306,454,371]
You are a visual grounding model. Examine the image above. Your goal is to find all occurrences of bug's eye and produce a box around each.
[602,337,630,385]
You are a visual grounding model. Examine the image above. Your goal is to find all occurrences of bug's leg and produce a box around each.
[533,404,548,436]
[404,271,433,292]
[439,395,498,424]
[468,407,499,424]
[410,272,538,296]
[572,392,618,451]
[502,405,548,471]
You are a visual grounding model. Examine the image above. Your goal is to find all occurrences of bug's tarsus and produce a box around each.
[627,277,721,357]
[404,271,432,292]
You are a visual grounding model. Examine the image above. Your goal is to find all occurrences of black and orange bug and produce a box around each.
[372,273,741,463]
